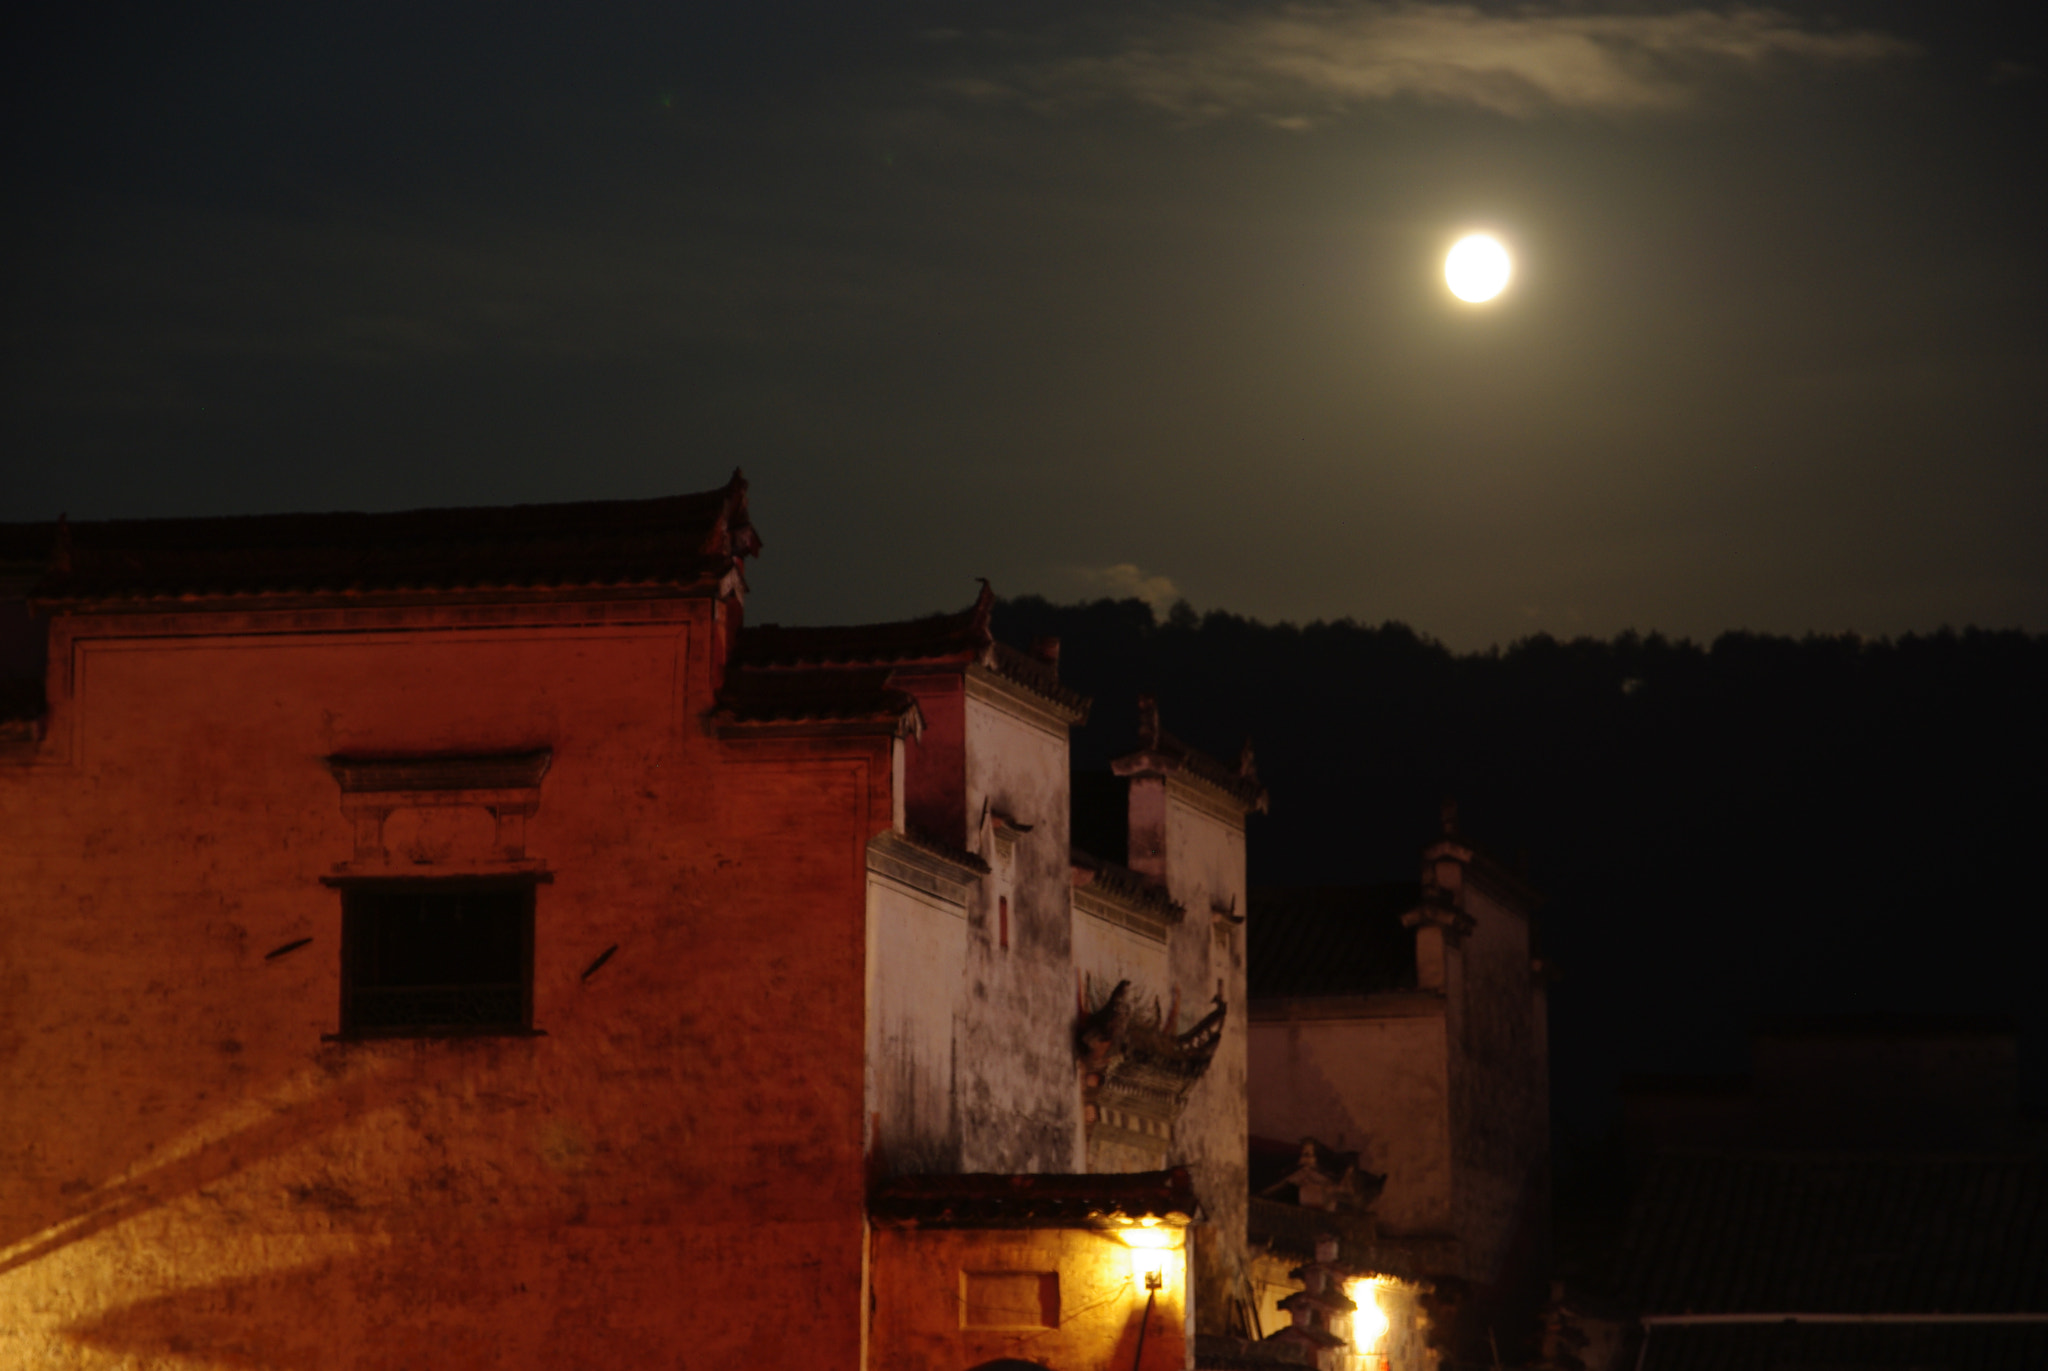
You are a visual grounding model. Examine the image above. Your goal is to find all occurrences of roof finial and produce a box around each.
[1137,694,1160,751]
[1440,797,1459,837]
[1238,736,1257,782]
[969,578,995,641]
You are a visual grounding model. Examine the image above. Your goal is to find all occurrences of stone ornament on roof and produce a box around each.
[1114,696,1269,814]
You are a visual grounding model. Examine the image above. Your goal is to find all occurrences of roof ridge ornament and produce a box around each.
[1138,694,1161,751]
[702,467,761,561]
[970,577,995,644]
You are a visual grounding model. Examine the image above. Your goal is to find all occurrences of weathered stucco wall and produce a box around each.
[955,676,1080,1175]
[1073,901,1175,1174]
[866,860,968,1177]
[1443,876,1548,1297]
[868,1224,1189,1371]
[1142,776,1253,1337]
[1246,1007,1453,1241]
[1070,910,1172,1016]
[0,600,883,1369]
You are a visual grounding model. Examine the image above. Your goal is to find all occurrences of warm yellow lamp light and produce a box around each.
[1346,1277,1391,1352]
[1122,1223,1174,1291]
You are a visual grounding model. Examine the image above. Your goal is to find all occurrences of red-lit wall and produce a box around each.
[0,595,887,1369]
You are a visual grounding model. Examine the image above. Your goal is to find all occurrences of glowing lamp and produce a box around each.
[1346,1277,1392,1353]
[1122,1222,1173,1292]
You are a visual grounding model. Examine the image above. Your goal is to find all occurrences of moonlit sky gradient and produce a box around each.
[4,2,2043,647]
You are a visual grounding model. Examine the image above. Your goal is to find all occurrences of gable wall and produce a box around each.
[955,678,1080,1174]
[0,599,882,1370]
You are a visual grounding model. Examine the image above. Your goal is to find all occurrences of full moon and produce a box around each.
[1445,234,1512,302]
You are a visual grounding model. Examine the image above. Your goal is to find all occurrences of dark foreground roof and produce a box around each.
[1247,884,1419,1000]
[740,596,990,669]
[1612,1150,2048,1317]
[1638,1321,2048,1371]
[870,1168,1198,1229]
[709,666,921,736]
[15,473,758,606]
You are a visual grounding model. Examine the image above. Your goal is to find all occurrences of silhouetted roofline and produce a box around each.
[22,472,758,608]
[1112,695,1267,812]
[736,583,1089,721]
[870,1168,1198,1228]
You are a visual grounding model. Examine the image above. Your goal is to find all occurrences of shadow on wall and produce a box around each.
[2,1046,417,1280]
[60,1229,771,1368]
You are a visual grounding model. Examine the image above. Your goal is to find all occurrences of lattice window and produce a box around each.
[340,883,534,1037]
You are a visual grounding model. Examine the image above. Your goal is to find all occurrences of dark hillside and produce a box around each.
[993,597,2048,1131]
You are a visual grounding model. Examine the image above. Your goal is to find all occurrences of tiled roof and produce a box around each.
[1114,695,1267,810]
[0,522,54,574]
[870,1168,1198,1228]
[21,474,757,606]
[1638,1321,2048,1371]
[987,640,1088,717]
[1754,1012,2020,1041]
[740,598,988,669]
[1612,1150,2048,1317]
[897,825,992,875]
[1071,847,1185,920]
[1247,885,1420,1000]
[737,584,1089,719]
[710,666,920,735]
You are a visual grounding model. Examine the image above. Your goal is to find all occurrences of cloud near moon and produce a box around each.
[946,4,1917,121]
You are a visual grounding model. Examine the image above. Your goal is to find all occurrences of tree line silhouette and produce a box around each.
[993,596,2048,1131]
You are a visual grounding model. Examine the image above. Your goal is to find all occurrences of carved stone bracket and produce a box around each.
[1076,979,1227,1153]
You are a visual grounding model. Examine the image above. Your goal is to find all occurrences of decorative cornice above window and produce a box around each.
[324,748,551,876]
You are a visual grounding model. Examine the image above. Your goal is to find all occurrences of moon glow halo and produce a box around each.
[1446,235,1512,302]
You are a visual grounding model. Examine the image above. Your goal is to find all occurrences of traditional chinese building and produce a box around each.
[0,475,1266,1370]
[1246,806,1551,1366]
[1587,1016,2048,1371]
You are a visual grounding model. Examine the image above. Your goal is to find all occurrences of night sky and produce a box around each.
[6,2,2043,648]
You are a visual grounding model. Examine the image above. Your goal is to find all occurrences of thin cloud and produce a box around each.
[972,4,1916,122]
[1072,562,1184,613]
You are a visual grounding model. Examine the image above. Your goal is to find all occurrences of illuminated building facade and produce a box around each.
[0,477,1263,1369]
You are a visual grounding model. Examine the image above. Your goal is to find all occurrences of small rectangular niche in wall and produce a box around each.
[960,1271,1059,1329]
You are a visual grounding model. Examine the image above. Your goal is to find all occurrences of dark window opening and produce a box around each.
[999,895,1009,951]
[341,883,534,1036]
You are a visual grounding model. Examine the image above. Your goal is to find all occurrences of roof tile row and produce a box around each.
[1612,1150,2048,1316]
[870,1168,1199,1228]
[12,476,757,605]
